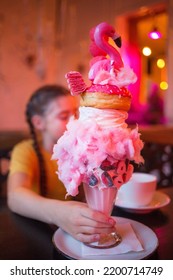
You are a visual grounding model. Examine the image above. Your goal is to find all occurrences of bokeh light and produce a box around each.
[157,59,165,68]
[160,81,168,90]
[142,47,152,56]
[148,29,162,40]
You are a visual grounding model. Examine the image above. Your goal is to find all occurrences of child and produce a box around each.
[7,85,115,244]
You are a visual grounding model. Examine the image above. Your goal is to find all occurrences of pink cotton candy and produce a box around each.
[52,116,144,196]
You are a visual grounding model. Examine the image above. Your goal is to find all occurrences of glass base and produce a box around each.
[84,232,122,249]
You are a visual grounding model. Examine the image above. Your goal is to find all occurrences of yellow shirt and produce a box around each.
[9,139,72,201]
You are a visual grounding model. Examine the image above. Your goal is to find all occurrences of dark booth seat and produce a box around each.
[134,125,173,188]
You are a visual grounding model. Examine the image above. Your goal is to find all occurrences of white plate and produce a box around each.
[52,217,158,260]
[115,191,171,214]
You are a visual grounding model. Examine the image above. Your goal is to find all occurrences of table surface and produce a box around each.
[0,187,173,260]
[139,125,173,145]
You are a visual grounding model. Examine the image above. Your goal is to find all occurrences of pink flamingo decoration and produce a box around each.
[88,22,124,81]
[89,25,109,75]
[89,26,107,57]
[65,22,126,96]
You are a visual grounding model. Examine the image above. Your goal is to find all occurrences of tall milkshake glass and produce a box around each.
[83,183,121,248]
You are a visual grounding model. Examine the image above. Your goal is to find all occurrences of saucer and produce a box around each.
[52,217,158,260]
[115,191,171,214]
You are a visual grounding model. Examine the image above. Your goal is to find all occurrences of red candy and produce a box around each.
[101,171,114,187]
[100,159,113,171]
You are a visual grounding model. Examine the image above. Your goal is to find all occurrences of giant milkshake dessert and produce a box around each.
[52,22,144,248]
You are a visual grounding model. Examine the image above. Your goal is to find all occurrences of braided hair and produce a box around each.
[25,85,69,196]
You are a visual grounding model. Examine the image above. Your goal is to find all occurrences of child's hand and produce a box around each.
[52,201,116,243]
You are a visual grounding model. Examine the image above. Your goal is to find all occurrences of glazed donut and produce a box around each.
[80,91,131,111]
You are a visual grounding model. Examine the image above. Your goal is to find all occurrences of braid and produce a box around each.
[25,85,69,197]
[26,112,47,196]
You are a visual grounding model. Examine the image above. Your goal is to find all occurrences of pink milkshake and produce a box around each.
[84,183,121,248]
[52,22,144,248]
[83,183,117,215]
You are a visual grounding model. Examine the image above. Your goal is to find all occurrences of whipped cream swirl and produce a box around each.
[79,107,128,129]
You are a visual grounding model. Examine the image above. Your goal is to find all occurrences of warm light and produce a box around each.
[157,59,165,68]
[160,81,168,90]
[148,28,162,40]
[142,47,152,56]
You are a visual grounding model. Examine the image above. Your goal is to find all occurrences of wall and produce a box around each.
[0,0,59,130]
[0,0,172,130]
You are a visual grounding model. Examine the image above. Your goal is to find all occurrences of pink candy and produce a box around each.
[65,71,87,96]
[95,160,134,189]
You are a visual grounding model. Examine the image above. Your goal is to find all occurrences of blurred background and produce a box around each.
[0,0,172,130]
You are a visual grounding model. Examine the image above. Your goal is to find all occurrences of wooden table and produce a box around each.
[139,125,173,145]
[0,187,172,260]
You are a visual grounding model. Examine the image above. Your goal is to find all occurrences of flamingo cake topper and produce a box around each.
[65,22,137,96]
